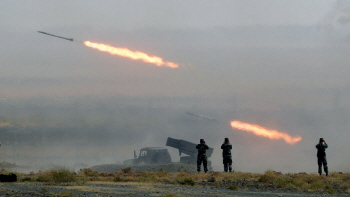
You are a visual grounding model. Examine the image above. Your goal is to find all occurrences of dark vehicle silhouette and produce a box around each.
[123,147,171,165]
[122,138,214,170]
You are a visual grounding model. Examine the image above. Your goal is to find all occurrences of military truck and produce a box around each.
[123,137,214,169]
[123,147,172,165]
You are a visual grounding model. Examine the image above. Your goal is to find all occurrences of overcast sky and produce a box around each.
[1,1,350,173]
[1,1,335,29]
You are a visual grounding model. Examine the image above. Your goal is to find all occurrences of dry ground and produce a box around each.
[0,182,345,197]
[0,168,349,196]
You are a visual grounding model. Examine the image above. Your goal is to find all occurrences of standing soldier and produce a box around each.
[221,138,233,172]
[196,139,209,173]
[316,138,328,176]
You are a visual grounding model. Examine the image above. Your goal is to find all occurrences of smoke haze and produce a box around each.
[1,0,350,173]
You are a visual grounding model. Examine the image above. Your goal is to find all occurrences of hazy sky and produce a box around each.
[1,1,350,173]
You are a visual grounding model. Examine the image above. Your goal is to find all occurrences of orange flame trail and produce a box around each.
[230,120,302,145]
[84,41,178,68]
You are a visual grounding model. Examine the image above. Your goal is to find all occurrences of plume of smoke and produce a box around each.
[322,0,350,40]
[185,111,218,122]
[333,1,350,25]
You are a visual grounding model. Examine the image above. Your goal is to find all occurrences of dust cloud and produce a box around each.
[1,1,350,173]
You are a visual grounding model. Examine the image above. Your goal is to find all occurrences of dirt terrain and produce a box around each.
[0,166,348,196]
[0,182,343,197]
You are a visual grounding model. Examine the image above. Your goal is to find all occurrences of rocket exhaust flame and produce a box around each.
[230,120,302,145]
[38,31,179,68]
[83,41,179,68]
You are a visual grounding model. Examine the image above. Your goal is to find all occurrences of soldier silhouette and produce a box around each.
[221,138,233,172]
[196,139,209,172]
[316,138,328,176]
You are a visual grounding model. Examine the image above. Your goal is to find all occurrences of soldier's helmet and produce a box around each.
[225,138,229,143]
[319,138,324,143]
[200,139,204,143]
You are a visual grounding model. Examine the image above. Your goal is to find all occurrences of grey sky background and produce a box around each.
[1,0,350,173]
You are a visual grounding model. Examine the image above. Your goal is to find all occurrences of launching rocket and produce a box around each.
[38,31,74,42]
[37,31,179,68]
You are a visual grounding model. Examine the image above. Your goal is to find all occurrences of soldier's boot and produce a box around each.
[229,165,232,172]
[197,158,202,172]
[318,165,322,175]
[203,160,208,173]
[223,163,228,172]
[324,165,329,176]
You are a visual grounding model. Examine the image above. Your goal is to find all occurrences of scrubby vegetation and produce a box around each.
[5,168,350,194]
[17,167,76,184]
